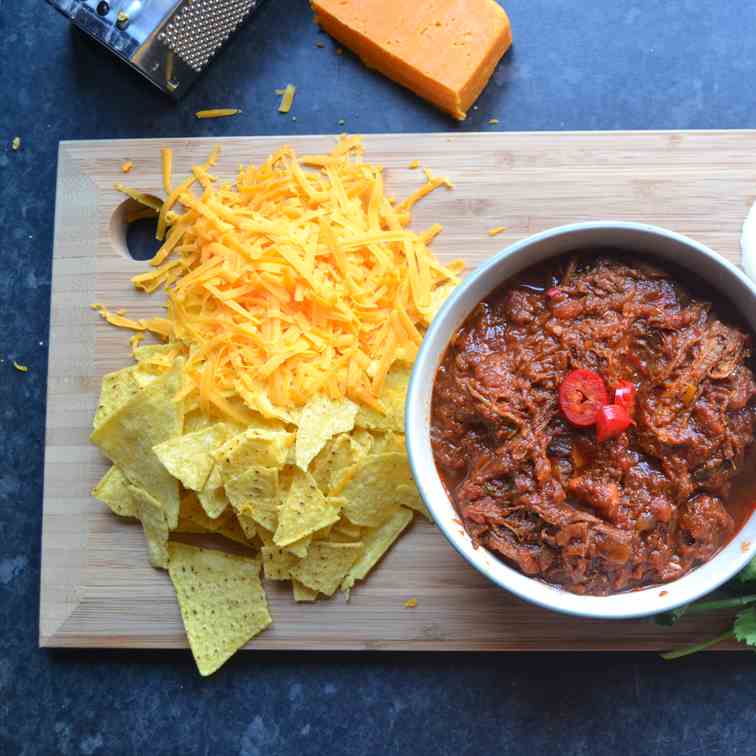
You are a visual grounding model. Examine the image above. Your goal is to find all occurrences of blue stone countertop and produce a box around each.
[2,0,756,753]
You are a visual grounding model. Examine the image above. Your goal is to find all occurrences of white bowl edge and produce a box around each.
[406,221,756,620]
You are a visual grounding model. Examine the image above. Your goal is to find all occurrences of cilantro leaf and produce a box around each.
[737,557,756,583]
[733,606,756,648]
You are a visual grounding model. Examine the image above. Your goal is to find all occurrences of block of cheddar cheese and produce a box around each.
[311,0,512,120]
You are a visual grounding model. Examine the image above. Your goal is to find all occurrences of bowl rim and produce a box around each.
[406,220,756,620]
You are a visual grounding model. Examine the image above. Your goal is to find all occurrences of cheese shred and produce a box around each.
[195,109,241,119]
[277,84,297,113]
[106,136,462,421]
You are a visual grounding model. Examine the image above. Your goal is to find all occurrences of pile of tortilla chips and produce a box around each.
[89,138,457,676]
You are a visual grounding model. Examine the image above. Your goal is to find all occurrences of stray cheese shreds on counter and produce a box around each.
[311,0,512,120]
[121,160,134,173]
[404,598,417,608]
[488,226,507,237]
[488,118,499,125]
[12,360,28,373]
[99,136,463,423]
[277,85,297,114]
[408,160,420,169]
[11,136,21,151]
[195,109,242,120]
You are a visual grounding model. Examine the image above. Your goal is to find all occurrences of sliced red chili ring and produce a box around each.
[596,403,633,442]
[613,381,636,414]
[559,369,609,427]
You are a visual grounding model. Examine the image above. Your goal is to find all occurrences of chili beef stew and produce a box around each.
[431,254,756,595]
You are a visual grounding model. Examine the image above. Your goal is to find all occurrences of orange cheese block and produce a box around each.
[311,0,512,120]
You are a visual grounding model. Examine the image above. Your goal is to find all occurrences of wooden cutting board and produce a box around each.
[40,131,756,651]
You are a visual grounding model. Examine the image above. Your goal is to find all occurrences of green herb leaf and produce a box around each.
[733,606,756,648]
[737,557,756,583]
[654,603,690,626]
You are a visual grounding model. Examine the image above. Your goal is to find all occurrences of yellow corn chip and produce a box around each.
[236,511,258,541]
[90,360,183,529]
[369,431,406,456]
[183,410,214,434]
[92,366,141,430]
[341,507,413,592]
[292,580,318,602]
[274,469,341,547]
[132,367,161,388]
[224,465,280,532]
[174,517,208,534]
[310,434,362,495]
[332,518,362,540]
[167,543,271,676]
[197,484,230,520]
[256,525,274,546]
[133,343,176,364]
[350,428,374,455]
[354,366,410,432]
[91,465,137,518]
[179,491,217,531]
[215,511,250,546]
[340,452,412,527]
[261,545,298,580]
[128,484,170,569]
[295,395,358,471]
[397,482,432,520]
[212,427,293,480]
[289,541,363,596]
[285,535,311,558]
[153,423,231,491]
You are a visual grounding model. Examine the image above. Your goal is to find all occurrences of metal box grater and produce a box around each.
[47,0,264,97]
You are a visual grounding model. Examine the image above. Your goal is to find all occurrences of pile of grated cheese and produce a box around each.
[97,136,462,424]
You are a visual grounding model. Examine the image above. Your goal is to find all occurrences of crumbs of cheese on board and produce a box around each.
[276,85,297,113]
[311,0,512,120]
[488,226,507,237]
[13,360,28,373]
[404,598,417,608]
[100,135,462,422]
[121,160,134,173]
[195,109,241,119]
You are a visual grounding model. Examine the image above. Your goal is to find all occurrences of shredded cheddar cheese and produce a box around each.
[161,148,173,194]
[408,160,420,169]
[404,598,417,608]
[11,137,21,151]
[195,109,241,119]
[277,85,297,114]
[488,226,507,237]
[12,360,28,373]
[103,136,462,421]
[121,160,134,173]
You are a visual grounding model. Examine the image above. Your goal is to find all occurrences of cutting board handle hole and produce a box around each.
[110,198,163,262]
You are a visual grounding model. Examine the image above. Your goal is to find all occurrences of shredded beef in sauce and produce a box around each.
[431,254,756,595]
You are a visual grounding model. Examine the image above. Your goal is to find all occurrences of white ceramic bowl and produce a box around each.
[406,221,756,619]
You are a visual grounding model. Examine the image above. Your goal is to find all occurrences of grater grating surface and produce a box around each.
[159,0,258,72]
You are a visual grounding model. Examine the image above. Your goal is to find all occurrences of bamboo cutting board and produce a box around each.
[41,131,756,651]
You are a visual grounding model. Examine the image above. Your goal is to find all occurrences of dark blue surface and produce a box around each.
[2,1,756,753]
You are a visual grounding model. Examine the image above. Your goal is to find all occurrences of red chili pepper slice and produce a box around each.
[559,369,609,427]
[613,381,636,414]
[596,404,632,442]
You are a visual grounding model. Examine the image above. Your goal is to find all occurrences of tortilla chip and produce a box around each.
[183,410,214,434]
[240,379,301,425]
[174,517,208,534]
[167,543,271,676]
[204,462,223,492]
[350,428,374,455]
[133,343,176,364]
[255,525,274,546]
[332,518,362,540]
[197,484,230,520]
[132,366,161,388]
[292,580,318,602]
[179,491,217,531]
[289,541,363,596]
[354,366,410,432]
[340,452,412,527]
[224,465,280,532]
[310,434,362,495]
[215,511,250,546]
[90,360,183,528]
[285,535,311,558]
[92,366,141,430]
[341,507,413,592]
[236,511,258,541]
[212,427,293,480]
[153,423,231,492]
[261,545,298,580]
[295,395,358,471]
[369,431,406,456]
[397,482,432,520]
[91,465,137,518]
[128,484,169,569]
[274,469,341,547]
